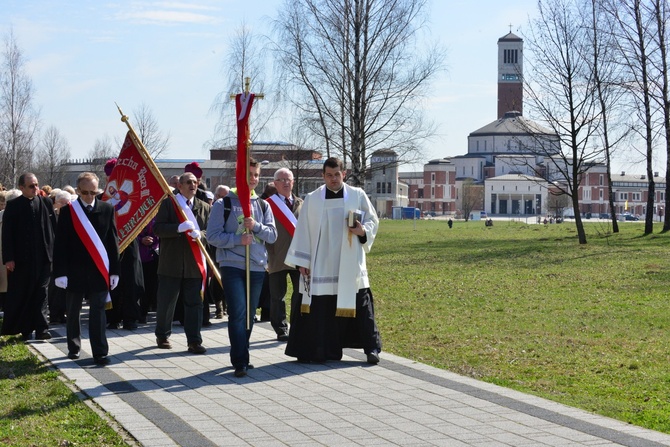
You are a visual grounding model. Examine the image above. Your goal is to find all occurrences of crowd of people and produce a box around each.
[0,156,382,376]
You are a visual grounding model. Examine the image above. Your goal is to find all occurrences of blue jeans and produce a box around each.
[220,266,265,368]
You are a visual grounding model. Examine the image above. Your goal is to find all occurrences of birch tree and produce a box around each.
[0,29,40,188]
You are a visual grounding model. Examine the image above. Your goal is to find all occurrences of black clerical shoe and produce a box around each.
[234,366,248,378]
[277,333,289,342]
[366,351,380,365]
[94,355,110,366]
[67,351,80,360]
[35,331,52,340]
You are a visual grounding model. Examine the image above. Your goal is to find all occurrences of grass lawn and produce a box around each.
[1,218,669,442]
[369,218,670,434]
[0,336,129,446]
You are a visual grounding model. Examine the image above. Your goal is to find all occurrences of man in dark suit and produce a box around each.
[53,172,120,365]
[1,172,56,340]
[154,172,210,354]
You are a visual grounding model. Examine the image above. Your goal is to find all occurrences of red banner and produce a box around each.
[235,93,255,218]
[102,132,167,251]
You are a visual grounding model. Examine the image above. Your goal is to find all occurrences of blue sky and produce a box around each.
[2,0,544,168]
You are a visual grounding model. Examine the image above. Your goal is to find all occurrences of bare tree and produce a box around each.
[272,0,445,187]
[0,28,40,188]
[208,23,277,150]
[523,0,606,244]
[547,190,572,218]
[88,134,117,182]
[588,0,631,233]
[34,125,71,187]
[605,0,659,234]
[276,120,323,196]
[647,0,670,231]
[459,179,483,222]
[132,102,170,159]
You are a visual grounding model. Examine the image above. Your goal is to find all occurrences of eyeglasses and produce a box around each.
[79,190,98,196]
[182,180,198,185]
[275,178,294,183]
[26,184,39,189]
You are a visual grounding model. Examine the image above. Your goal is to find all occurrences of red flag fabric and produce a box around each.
[168,195,207,295]
[235,93,255,218]
[102,132,167,252]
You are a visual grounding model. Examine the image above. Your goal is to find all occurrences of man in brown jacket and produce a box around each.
[265,168,303,341]
[153,173,210,354]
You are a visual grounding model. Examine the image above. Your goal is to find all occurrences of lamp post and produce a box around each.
[413,190,417,231]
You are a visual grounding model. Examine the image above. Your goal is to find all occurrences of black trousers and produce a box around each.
[0,260,50,337]
[66,290,109,357]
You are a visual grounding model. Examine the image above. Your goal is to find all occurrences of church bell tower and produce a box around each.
[497,31,523,118]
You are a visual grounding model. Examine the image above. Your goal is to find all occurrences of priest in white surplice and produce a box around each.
[284,157,382,364]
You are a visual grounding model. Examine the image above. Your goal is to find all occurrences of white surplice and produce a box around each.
[285,184,378,317]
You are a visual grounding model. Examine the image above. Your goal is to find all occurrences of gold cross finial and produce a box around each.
[230,77,265,99]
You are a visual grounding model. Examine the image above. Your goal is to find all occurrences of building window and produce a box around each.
[431,173,435,182]
[599,189,603,199]
[387,182,392,194]
[431,187,435,197]
[633,192,641,201]
[504,49,519,64]
[382,166,386,175]
[599,175,603,186]
[377,182,381,194]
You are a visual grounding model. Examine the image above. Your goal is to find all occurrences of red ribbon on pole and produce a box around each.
[235,93,255,218]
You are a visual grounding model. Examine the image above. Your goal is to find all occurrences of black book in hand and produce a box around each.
[348,210,364,228]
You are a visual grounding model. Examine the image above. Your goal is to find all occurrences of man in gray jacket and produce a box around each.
[207,158,277,377]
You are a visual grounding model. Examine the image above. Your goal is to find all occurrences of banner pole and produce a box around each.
[115,103,222,288]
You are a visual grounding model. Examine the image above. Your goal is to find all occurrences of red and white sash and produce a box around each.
[171,194,207,297]
[70,200,112,307]
[267,194,297,237]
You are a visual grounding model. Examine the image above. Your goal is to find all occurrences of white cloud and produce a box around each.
[114,1,222,25]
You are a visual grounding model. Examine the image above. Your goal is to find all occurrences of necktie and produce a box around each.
[186,200,191,209]
[285,197,292,209]
[86,205,93,213]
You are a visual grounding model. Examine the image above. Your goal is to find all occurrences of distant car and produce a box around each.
[624,214,639,221]
[599,213,610,219]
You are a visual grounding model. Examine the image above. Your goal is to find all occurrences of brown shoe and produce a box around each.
[188,343,206,354]
[156,338,172,349]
